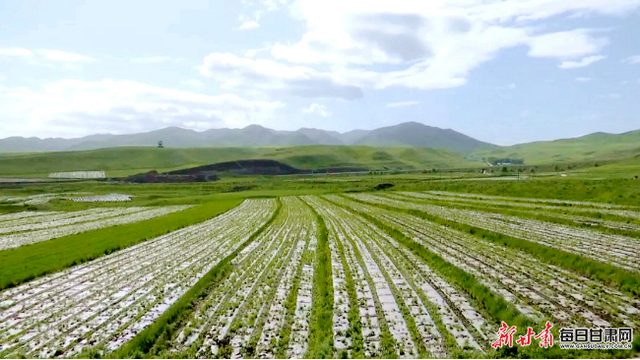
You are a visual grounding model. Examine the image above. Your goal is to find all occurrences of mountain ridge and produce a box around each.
[0,122,494,153]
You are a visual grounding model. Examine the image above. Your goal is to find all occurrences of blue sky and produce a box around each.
[0,0,639,145]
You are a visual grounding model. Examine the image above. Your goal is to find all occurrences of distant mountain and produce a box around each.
[0,122,493,153]
[354,122,492,152]
[296,128,344,145]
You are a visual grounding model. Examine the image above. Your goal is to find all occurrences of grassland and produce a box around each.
[473,130,640,165]
[0,146,481,177]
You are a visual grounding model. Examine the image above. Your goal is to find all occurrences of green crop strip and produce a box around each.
[300,198,335,359]
[244,221,312,358]
[383,192,640,239]
[0,199,242,290]
[343,219,429,358]
[346,205,487,354]
[333,195,536,331]
[352,194,640,298]
[327,220,365,358]
[106,198,283,359]
[333,219,399,359]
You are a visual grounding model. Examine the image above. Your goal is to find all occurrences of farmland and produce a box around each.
[0,206,190,251]
[0,174,639,358]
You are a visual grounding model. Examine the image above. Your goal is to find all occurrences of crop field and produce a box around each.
[0,188,638,358]
[0,199,276,358]
[0,206,191,251]
[71,194,132,203]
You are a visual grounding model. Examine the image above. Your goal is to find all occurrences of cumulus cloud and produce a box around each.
[559,55,607,69]
[527,30,607,59]
[624,55,640,64]
[302,103,331,117]
[263,0,636,91]
[199,52,363,99]
[0,79,284,137]
[238,20,260,30]
[385,101,421,108]
[0,48,33,57]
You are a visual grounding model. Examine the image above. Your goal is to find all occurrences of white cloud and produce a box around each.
[559,55,606,69]
[527,29,607,59]
[131,56,183,64]
[302,103,331,117]
[0,79,285,137]
[199,52,363,99]
[238,20,260,30]
[624,55,640,64]
[0,48,33,58]
[264,0,634,91]
[385,101,421,108]
[575,77,592,82]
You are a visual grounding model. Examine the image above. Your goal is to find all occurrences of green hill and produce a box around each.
[0,146,481,177]
[473,130,640,165]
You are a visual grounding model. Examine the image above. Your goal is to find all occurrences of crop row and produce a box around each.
[347,193,640,273]
[428,191,636,210]
[0,206,191,251]
[0,199,277,358]
[0,207,150,235]
[48,171,106,179]
[160,197,317,359]
[71,194,132,203]
[306,195,494,358]
[396,192,640,231]
[333,195,640,333]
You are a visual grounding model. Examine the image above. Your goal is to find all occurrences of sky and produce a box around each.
[0,0,639,145]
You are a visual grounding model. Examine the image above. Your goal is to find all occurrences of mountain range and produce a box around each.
[0,122,493,153]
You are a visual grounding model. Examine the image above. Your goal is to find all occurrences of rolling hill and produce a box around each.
[0,146,481,177]
[0,122,493,153]
[472,130,640,165]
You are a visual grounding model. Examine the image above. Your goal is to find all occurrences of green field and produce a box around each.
[473,130,640,165]
[0,145,482,177]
